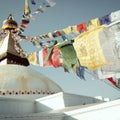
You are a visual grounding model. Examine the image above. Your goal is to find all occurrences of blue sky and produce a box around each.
[1,0,120,100]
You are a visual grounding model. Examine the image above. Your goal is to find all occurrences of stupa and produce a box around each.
[0,15,120,120]
[0,14,63,97]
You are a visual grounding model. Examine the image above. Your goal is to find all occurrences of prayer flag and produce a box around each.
[24,0,31,16]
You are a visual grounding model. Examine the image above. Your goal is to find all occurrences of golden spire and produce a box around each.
[1,14,18,33]
[0,14,29,66]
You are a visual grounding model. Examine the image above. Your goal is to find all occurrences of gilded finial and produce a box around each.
[1,14,18,31]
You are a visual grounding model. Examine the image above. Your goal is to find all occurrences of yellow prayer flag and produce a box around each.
[73,25,108,70]
[24,0,31,16]
[87,18,100,30]
[27,52,38,65]
[63,26,72,35]
[72,26,79,34]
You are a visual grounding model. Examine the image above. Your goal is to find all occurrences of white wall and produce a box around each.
[65,99,120,120]
[35,92,102,113]
[0,97,34,114]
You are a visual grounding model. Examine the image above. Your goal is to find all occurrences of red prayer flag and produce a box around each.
[107,77,118,87]
[77,22,87,32]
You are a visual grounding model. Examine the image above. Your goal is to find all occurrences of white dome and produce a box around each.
[0,65,63,95]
